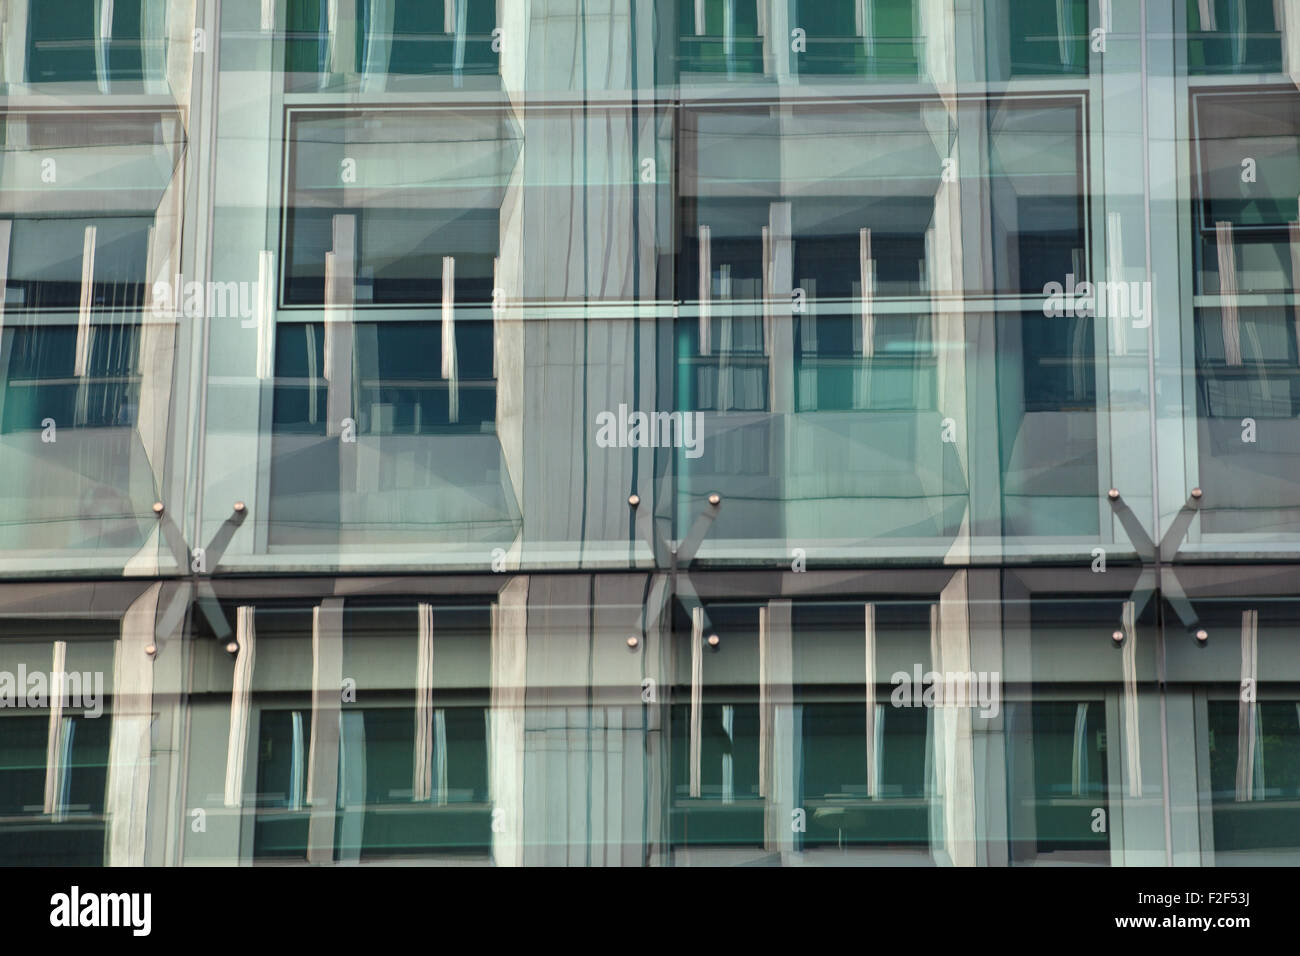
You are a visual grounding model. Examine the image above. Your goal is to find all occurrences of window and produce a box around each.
[1187,0,1285,75]
[1002,0,1089,77]
[24,0,166,88]
[283,110,513,308]
[284,0,499,91]
[1207,700,1300,857]
[1194,90,1300,296]
[792,0,921,78]
[676,0,766,77]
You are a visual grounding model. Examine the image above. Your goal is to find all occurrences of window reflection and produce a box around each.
[1208,700,1300,861]
[284,0,499,91]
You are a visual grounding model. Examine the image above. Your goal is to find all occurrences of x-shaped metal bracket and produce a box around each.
[630,491,722,643]
[152,500,249,651]
[1107,486,1204,638]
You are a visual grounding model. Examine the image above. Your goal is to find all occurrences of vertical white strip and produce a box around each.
[723,0,735,67]
[758,605,769,797]
[305,605,325,807]
[1106,211,1128,357]
[305,325,320,424]
[453,0,467,83]
[95,0,115,92]
[1215,221,1242,366]
[105,584,160,865]
[695,0,706,36]
[445,0,456,34]
[1280,0,1300,85]
[1233,0,1247,66]
[289,711,305,810]
[1290,209,1300,359]
[43,641,68,818]
[75,226,97,378]
[762,602,796,855]
[255,250,275,379]
[492,256,501,378]
[761,225,772,355]
[859,227,875,358]
[0,220,12,341]
[864,603,879,798]
[326,0,341,72]
[1,0,31,88]
[1120,600,1142,798]
[261,0,276,32]
[489,577,528,866]
[768,202,795,414]
[325,215,356,434]
[306,601,344,863]
[142,223,157,320]
[434,709,448,806]
[721,705,735,804]
[223,607,257,808]
[1055,0,1071,67]
[689,606,704,798]
[1071,702,1088,796]
[1235,609,1259,801]
[1199,0,1217,31]
[933,573,976,865]
[442,256,459,423]
[698,225,712,356]
[413,602,435,802]
[717,265,734,409]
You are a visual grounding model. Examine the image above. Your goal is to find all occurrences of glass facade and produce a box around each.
[0,0,1298,866]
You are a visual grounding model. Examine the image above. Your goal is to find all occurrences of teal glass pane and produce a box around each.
[793,0,921,78]
[0,622,117,866]
[1008,700,1110,860]
[1186,0,1283,74]
[27,0,146,84]
[285,0,498,89]
[1193,307,1300,535]
[1005,0,1089,77]
[677,0,765,76]
[267,320,513,549]
[1208,700,1300,856]
[987,99,1087,295]
[1194,91,1300,295]
[0,714,110,864]
[794,602,932,852]
[997,313,1100,538]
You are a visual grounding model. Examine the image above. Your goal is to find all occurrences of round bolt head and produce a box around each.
[626,635,639,649]
[1107,488,1120,501]
[1111,630,1124,644]
[707,634,720,648]
[225,641,239,654]
[144,643,158,657]
[1196,628,1208,643]
[628,494,640,508]
[152,501,165,515]
[1191,487,1203,500]
[233,501,247,514]
[707,493,721,507]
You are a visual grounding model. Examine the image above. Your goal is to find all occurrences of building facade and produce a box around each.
[0,0,1298,866]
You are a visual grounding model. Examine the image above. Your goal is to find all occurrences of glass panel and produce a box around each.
[791,0,922,79]
[284,0,500,92]
[0,111,185,571]
[4,0,1300,871]
[1186,0,1284,75]
[0,619,119,866]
